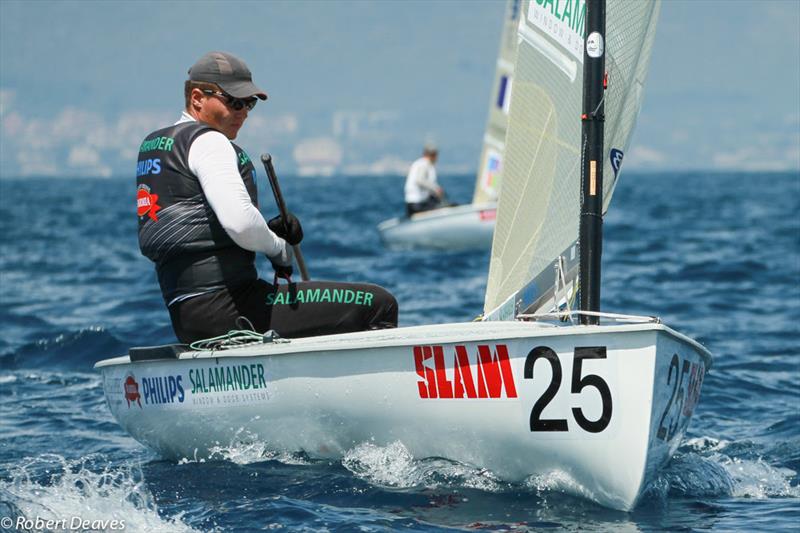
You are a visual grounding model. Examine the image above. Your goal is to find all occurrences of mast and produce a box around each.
[579,0,607,325]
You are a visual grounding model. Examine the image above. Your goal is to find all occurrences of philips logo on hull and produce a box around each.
[414,344,518,399]
[610,149,623,179]
[141,375,185,405]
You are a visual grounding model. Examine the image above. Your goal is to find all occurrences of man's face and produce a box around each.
[191,89,253,140]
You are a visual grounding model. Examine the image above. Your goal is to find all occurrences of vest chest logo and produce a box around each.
[137,184,161,222]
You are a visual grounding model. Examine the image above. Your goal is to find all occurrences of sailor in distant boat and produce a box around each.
[404,143,449,216]
[136,51,398,343]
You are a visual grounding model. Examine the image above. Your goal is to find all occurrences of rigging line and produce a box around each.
[557,255,575,322]
[590,92,606,118]
[189,328,266,351]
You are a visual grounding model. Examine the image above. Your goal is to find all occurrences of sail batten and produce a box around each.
[484,0,660,319]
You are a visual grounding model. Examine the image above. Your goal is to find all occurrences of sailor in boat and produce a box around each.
[403,143,452,216]
[137,51,398,343]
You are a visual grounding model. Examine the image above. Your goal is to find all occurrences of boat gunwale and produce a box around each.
[95,319,711,369]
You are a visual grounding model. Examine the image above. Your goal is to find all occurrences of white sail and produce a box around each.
[484,0,660,318]
[471,0,522,205]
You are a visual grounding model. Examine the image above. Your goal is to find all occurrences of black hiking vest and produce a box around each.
[136,121,258,303]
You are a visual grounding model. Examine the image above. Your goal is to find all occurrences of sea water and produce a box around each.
[0,171,798,531]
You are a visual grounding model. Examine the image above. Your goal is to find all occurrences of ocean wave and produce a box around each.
[0,454,203,533]
[0,327,128,371]
[342,441,503,492]
[643,437,800,501]
[175,435,313,467]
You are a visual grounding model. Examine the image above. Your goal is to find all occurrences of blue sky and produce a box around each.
[1,0,798,177]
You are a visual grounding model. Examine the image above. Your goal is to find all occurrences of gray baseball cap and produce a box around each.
[188,51,268,100]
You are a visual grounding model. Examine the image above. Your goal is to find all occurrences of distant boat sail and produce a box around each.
[377,0,520,250]
[472,0,520,206]
[97,0,712,512]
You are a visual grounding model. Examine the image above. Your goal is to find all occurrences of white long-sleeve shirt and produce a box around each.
[403,156,438,203]
[176,112,292,267]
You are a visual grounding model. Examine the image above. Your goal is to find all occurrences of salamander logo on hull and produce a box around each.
[188,363,271,407]
[414,344,518,399]
[190,364,267,394]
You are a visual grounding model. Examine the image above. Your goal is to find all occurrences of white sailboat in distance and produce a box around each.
[96,0,711,511]
[376,0,520,251]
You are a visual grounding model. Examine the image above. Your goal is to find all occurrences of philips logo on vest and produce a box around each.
[137,158,161,177]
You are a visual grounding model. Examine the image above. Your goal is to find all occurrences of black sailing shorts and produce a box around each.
[168,279,398,344]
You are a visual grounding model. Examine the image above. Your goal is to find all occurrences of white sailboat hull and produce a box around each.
[377,203,496,250]
[96,320,710,511]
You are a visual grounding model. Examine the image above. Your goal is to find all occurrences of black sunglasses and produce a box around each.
[201,89,258,111]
